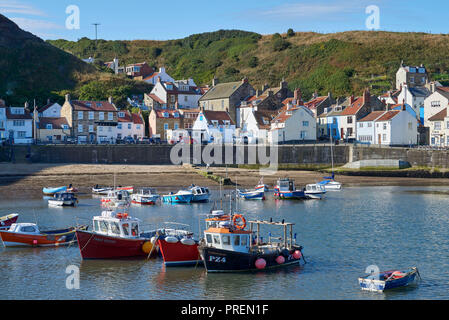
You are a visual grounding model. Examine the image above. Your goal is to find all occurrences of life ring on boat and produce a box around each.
[232,214,246,230]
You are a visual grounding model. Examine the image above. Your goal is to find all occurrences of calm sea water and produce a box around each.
[0,185,448,300]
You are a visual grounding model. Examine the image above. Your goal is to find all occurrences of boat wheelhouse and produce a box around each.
[274,178,308,200]
[75,210,159,259]
[131,188,159,205]
[48,192,78,207]
[92,185,113,195]
[198,210,305,272]
[101,189,131,208]
[304,184,326,199]
[189,185,210,203]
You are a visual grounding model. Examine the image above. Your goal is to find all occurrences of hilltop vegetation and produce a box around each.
[48,29,449,100]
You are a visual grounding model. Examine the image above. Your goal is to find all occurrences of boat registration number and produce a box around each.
[209,255,226,263]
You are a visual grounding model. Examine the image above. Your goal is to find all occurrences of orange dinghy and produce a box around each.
[0,223,86,247]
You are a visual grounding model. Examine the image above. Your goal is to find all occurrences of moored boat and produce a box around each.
[92,185,113,195]
[156,222,202,266]
[162,190,194,204]
[317,177,342,191]
[304,183,326,199]
[358,267,420,292]
[274,178,308,200]
[237,189,265,200]
[75,210,159,259]
[0,213,19,230]
[189,185,210,203]
[101,189,131,208]
[131,188,159,205]
[43,184,77,195]
[0,223,86,247]
[48,192,78,207]
[198,211,305,273]
[255,178,269,192]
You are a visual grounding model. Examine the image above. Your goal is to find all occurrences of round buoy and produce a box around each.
[293,250,302,259]
[255,258,266,269]
[165,236,179,243]
[32,239,38,245]
[275,255,285,264]
[180,238,195,246]
[141,241,153,254]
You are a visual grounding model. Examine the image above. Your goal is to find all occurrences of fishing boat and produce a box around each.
[75,210,159,259]
[101,189,131,208]
[237,189,265,200]
[274,178,308,200]
[0,213,19,230]
[358,267,420,292]
[48,192,78,207]
[131,188,159,205]
[255,178,269,192]
[189,185,210,203]
[0,223,86,247]
[92,185,113,195]
[156,222,202,266]
[116,186,134,194]
[198,211,305,273]
[304,183,326,199]
[162,190,194,204]
[43,184,77,195]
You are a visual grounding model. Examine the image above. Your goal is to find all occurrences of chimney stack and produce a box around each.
[242,77,248,84]
[65,94,70,103]
[108,96,113,104]
[24,101,29,110]
[349,95,355,104]
[363,88,370,105]
[212,77,218,86]
[263,83,269,92]
[256,90,260,98]
[294,88,302,102]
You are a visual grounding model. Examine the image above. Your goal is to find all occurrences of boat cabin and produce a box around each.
[276,178,296,192]
[190,185,210,195]
[92,211,141,238]
[203,210,252,253]
[135,188,157,196]
[305,184,325,193]
[7,223,40,234]
[53,192,76,200]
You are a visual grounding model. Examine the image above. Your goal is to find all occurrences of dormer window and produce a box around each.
[46,124,53,130]
[163,112,169,118]
[118,112,125,118]
[174,112,179,118]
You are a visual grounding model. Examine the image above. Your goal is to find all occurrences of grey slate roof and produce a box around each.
[199,81,242,101]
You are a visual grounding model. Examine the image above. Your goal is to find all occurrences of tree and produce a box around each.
[248,56,259,68]
[287,28,295,37]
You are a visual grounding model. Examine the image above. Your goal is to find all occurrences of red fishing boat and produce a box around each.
[0,213,19,230]
[156,222,202,266]
[75,210,159,259]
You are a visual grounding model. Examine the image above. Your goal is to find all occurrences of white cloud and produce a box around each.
[10,17,64,38]
[0,1,46,16]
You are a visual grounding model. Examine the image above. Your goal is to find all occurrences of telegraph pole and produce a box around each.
[92,23,100,48]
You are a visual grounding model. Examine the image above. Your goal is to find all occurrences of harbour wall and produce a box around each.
[1,144,449,168]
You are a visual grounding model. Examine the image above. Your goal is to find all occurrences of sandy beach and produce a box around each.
[0,163,449,195]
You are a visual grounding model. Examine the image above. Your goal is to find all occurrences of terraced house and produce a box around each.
[61,95,118,144]
[199,78,255,124]
[116,110,145,141]
[0,100,33,144]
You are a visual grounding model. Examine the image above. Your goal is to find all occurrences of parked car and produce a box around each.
[123,136,136,144]
[149,137,161,144]
[138,137,151,144]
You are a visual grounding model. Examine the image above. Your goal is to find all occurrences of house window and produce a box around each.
[78,111,83,120]
[431,101,441,107]
[410,77,414,83]
[117,123,122,129]
[300,131,307,139]
[302,121,309,127]
[99,126,103,132]
[62,125,69,130]
[408,122,412,130]
[368,122,372,128]
[184,96,188,102]
[359,123,364,128]
[447,136,449,145]
[88,111,94,120]
[117,133,122,139]
[13,120,25,126]
[164,123,169,130]
[347,116,353,124]
[108,112,113,120]
[333,118,337,124]
[118,112,125,118]
[78,124,83,132]
[383,134,387,141]
[136,125,141,130]
[435,122,441,130]
[17,131,26,138]
[46,124,52,130]
[89,125,94,132]
[174,112,179,118]
[128,124,132,129]
[99,112,104,120]
[383,123,387,130]
[170,96,175,103]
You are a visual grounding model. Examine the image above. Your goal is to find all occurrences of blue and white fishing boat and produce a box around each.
[189,185,210,203]
[358,267,420,292]
[274,178,308,200]
[162,190,194,203]
[255,177,269,192]
[237,189,265,200]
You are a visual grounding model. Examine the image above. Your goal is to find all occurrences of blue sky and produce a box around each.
[1,0,448,41]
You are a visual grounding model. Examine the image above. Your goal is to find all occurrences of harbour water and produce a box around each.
[0,186,448,300]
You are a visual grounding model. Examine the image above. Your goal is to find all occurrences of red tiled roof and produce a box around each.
[147,94,165,105]
[358,111,386,122]
[71,101,117,112]
[304,96,326,109]
[155,109,181,119]
[340,97,364,116]
[375,110,400,122]
[428,108,447,121]
[272,107,301,123]
[437,87,449,93]
[37,117,68,129]
[117,110,132,122]
[203,110,234,125]
[143,72,159,81]
[131,113,144,125]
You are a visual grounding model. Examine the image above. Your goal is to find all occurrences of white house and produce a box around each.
[2,103,33,144]
[239,106,277,144]
[428,107,449,147]
[423,87,449,128]
[35,101,62,118]
[143,67,174,85]
[116,110,145,140]
[192,110,236,144]
[269,104,316,144]
[0,100,7,141]
[358,108,418,145]
[396,84,429,119]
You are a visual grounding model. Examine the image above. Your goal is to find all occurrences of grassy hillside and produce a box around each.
[48,30,449,100]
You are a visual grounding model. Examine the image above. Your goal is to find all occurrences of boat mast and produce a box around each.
[330,130,334,174]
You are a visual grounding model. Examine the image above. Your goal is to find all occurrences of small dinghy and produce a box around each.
[358,267,420,292]
[162,190,194,204]
[43,184,77,196]
[48,192,78,207]
[0,223,87,247]
[0,214,19,230]
[237,189,265,200]
[92,185,113,195]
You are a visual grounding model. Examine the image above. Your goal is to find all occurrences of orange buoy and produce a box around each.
[232,214,246,230]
